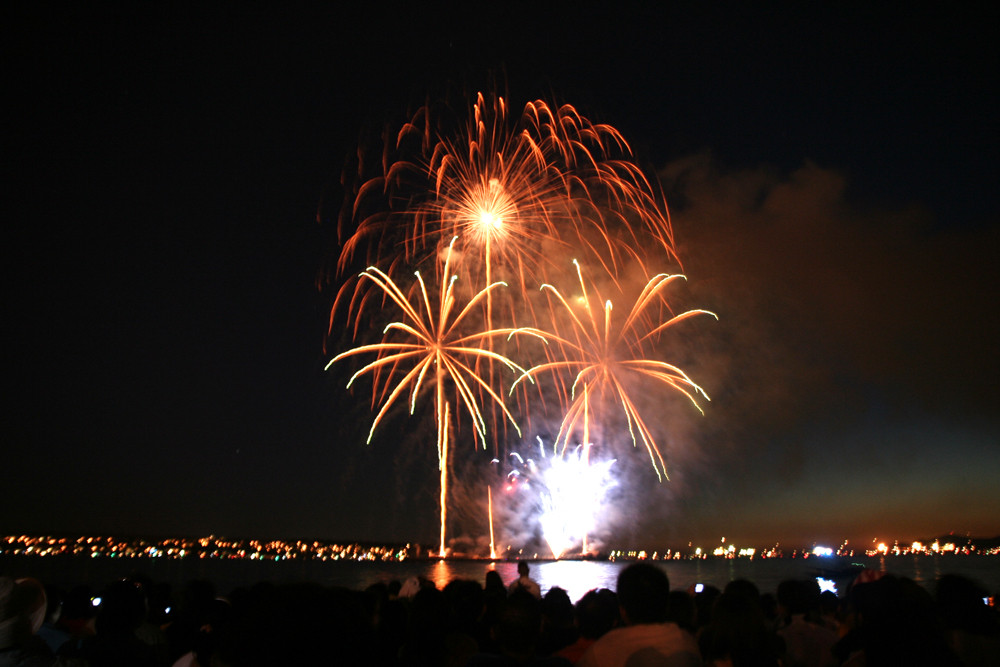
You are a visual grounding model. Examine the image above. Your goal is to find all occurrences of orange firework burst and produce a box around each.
[326,237,537,556]
[513,260,716,481]
[327,93,688,452]
[333,93,680,299]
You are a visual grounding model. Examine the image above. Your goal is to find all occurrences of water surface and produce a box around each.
[5,553,998,602]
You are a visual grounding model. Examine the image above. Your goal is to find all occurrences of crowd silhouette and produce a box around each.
[2,561,997,666]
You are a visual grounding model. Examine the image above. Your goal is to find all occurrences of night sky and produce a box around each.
[5,5,998,550]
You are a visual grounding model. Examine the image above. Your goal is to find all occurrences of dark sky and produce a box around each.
[5,5,998,550]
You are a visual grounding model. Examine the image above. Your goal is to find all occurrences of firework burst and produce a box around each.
[324,91,714,555]
[513,260,716,481]
[504,438,618,558]
[333,93,680,297]
[327,237,537,556]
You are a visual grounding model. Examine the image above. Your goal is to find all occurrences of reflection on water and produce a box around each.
[364,557,872,602]
[391,559,623,603]
[533,560,622,602]
[428,559,456,590]
[5,554,998,602]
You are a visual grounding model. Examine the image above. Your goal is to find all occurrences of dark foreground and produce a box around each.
[2,561,998,666]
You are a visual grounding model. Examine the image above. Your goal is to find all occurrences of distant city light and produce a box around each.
[2,533,996,565]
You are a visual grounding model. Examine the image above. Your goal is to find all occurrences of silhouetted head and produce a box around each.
[444,578,485,633]
[576,588,620,639]
[0,577,48,648]
[617,563,670,625]
[935,573,996,634]
[485,570,505,595]
[541,587,573,626]
[701,590,778,666]
[666,590,696,631]
[724,579,761,608]
[495,589,542,659]
[851,575,960,665]
[517,561,530,577]
[97,579,147,635]
[776,579,816,616]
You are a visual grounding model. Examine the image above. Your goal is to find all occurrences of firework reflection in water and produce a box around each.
[503,437,617,559]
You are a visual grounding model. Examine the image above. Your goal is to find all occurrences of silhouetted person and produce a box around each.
[699,589,781,667]
[485,571,507,600]
[724,580,762,609]
[816,591,840,634]
[36,583,68,655]
[775,579,837,667]
[509,561,542,599]
[539,587,578,656]
[935,574,1000,666]
[556,588,620,664]
[693,584,722,634]
[66,579,162,666]
[0,576,57,667]
[664,591,696,635]
[443,578,486,666]
[577,562,700,667]
[838,574,960,666]
[468,588,571,666]
[398,584,449,666]
[163,579,216,665]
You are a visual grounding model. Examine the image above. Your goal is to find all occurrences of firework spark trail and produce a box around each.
[488,485,496,559]
[513,261,716,481]
[326,237,536,556]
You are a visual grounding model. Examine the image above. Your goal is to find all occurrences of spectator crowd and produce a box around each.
[2,560,997,666]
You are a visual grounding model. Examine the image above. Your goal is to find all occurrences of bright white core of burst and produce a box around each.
[479,210,502,230]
